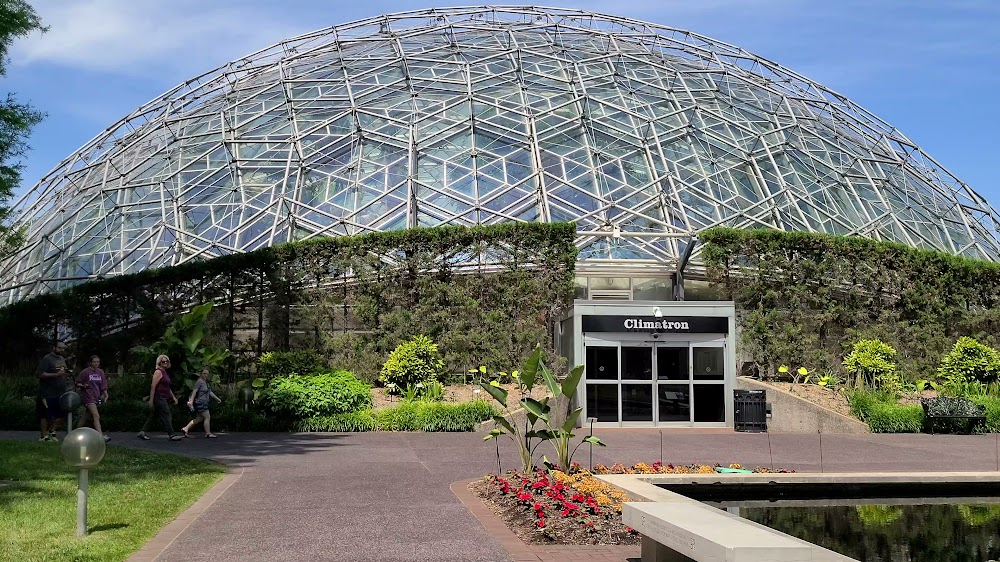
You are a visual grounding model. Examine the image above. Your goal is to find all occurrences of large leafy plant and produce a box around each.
[131,303,231,389]
[480,345,603,473]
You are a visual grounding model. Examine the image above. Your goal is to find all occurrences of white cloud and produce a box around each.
[12,0,304,75]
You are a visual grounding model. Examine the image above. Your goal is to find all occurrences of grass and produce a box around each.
[0,440,225,562]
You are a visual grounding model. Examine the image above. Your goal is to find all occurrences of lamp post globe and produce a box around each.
[59,390,81,412]
[61,427,106,537]
[60,391,82,431]
[61,427,107,468]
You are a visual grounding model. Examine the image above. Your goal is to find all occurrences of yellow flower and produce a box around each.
[778,365,789,373]
[797,367,808,376]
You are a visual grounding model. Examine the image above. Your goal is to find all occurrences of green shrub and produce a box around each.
[843,339,897,389]
[939,337,1000,385]
[970,395,1000,433]
[846,388,923,433]
[259,350,327,378]
[294,400,496,432]
[293,411,377,432]
[379,335,444,390]
[374,400,496,431]
[265,371,372,419]
[865,402,923,433]
[0,396,35,430]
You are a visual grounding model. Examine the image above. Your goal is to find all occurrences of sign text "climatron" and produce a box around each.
[624,319,690,330]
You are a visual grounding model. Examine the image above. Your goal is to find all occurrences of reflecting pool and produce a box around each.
[710,499,1000,562]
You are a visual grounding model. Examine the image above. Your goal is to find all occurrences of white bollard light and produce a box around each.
[61,427,107,537]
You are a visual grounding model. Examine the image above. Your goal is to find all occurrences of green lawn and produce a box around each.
[0,440,225,562]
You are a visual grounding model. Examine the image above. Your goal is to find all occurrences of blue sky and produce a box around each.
[6,0,1000,203]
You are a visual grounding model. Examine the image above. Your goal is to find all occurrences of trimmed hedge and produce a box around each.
[0,222,577,382]
[294,400,496,432]
[702,227,1000,382]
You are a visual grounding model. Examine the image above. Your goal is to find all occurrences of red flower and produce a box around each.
[533,502,545,512]
[572,493,586,503]
[536,519,546,528]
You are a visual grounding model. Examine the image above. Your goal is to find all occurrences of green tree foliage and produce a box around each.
[842,339,897,390]
[379,335,444,390]
[701,228,1000,382]
[258,350,327,378]
[0,1,45,260]
[938,337,1000,386]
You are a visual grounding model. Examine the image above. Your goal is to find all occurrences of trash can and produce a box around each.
[734,389,767,432]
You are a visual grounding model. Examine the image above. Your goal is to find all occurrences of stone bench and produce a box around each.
[623,501,857,562]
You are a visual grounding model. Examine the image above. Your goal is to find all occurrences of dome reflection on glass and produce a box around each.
[3,6,999,304]
[61,427,107,468]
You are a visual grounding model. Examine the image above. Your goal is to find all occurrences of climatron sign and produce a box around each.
[624,318,689,330]
[582,315,729,334]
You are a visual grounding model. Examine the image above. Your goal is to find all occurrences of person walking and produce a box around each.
[77,355,110,442]
[36,341,69,442]
[138,355,182,441]
[182,367,222,438]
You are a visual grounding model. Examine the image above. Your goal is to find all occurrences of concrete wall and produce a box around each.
[734,377,867,434]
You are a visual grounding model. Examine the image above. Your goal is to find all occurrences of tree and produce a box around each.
[0,1,45,259]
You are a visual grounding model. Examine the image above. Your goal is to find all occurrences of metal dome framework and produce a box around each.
[4,5,1000,303]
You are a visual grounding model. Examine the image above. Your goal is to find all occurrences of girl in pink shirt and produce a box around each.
[77,355,110,442]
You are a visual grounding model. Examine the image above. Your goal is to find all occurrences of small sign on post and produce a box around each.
[61,427,107,537]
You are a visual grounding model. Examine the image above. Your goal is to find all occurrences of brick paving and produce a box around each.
[3,430,1000,561]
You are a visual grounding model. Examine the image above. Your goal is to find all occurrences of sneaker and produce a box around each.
[169,435,183,441]
[103,434,111,442]
[39,435,51,442]
[137,432,150,441]
[47,432,58,442]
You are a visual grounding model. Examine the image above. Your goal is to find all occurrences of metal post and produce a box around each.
[589,418,595,470]
[77,468,88,537]
[67,412,73,433]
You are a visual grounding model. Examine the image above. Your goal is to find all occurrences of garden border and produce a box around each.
[127,467,244,562]
[450,478,639,562]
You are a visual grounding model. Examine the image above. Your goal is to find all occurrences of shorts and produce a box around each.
[36,396,62,421]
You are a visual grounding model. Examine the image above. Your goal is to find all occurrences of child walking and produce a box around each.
[182,368,222,438]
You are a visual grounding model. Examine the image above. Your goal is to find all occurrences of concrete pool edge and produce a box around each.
[597,472,1000,562]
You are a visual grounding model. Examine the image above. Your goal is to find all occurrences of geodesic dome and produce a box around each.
[4,5,1000,303]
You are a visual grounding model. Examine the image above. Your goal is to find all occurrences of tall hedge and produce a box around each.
[700,227,1000,380]
[0,222,577,379]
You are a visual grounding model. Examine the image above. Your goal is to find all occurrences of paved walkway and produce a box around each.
[4,430,1000,561]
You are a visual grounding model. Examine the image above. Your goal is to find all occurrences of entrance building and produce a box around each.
[559,300,737,428]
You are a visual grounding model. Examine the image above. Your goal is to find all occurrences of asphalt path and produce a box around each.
[3,430,999,561]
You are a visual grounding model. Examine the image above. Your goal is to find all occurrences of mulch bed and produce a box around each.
[471,472,639,546]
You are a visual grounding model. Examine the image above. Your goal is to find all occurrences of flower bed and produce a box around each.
[473,468,639,545]
[593,461,794,474]
[472,462,794,546]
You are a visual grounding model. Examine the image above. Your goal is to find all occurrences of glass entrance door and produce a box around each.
[584,341,727,426]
